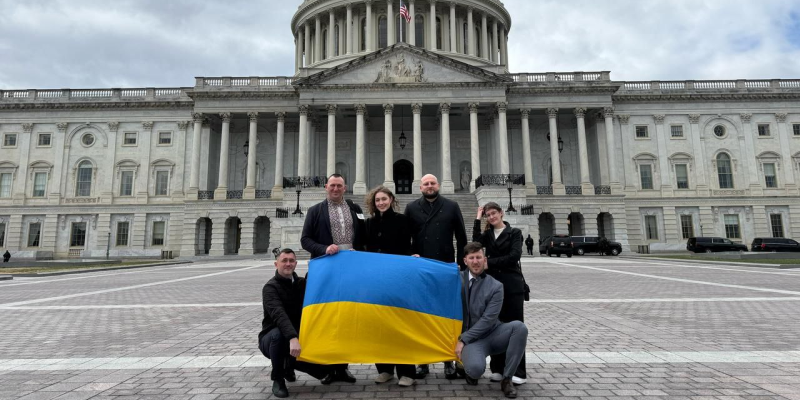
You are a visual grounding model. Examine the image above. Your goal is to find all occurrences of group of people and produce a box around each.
[259,173,529,398]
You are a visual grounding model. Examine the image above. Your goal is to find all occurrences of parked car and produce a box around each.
[751,237,800,252]
[686,237,748,253]
[570,236,623,256]
[539,234,573,257]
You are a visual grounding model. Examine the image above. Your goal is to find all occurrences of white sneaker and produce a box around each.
[374,372,393,384]
[489,373,503,382]
[397,376,416,387]
[512,376,526,385]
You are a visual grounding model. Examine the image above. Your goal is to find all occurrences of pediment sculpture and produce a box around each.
[375,55,426,83]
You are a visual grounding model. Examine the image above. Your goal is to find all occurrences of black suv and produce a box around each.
[686,237,748,253]
[570,236,623,256]
[751,237,800,252]
[539,234,573,257]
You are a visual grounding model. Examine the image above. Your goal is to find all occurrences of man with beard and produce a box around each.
[404,174,468,379]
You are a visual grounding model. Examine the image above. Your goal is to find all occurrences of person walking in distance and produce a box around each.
[525,234,534,256]
[404,174,468,379]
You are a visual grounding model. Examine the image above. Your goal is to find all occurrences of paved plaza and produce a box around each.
[1,256,800,400]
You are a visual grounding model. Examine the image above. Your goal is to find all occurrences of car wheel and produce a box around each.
[611,248,619,256]
[576,248,585,256]
[705,249,713,254]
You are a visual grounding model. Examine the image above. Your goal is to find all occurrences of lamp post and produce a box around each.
[547,131,564,153]
[399,106,407,150]
[106,232,110,260]
[292,180,303,216]
[243,141,249,158]
[506,174,516,213]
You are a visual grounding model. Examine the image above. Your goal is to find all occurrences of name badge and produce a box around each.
[356,213,365,220]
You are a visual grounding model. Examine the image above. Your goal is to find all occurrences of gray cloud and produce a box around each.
[1,0,799,89]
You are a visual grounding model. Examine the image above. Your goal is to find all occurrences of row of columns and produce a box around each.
[295,0,509,70]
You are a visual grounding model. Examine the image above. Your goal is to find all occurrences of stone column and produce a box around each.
[13,124,32,204]
[575,108,594,195]
[244,112,258,200]
[547,108,565,195]
[689,114,708,196]
[208,215,227,256]
[213,114,231,200]
[354,104,367,194]
[329,9,336,59]
[467,7,475,56]
[315,16,322,63]
[739,113,760,194]
[366,1,373,51]
[383,104,396,191]
[408,0,416,46]
[102,122,119,203]
[189,113,203,198]
[304,23,312,66]
[496,102,510,175]
[239,213,255,256]
[138,121,153,202]
[449,2,457,53]
[323,105,337,178]
[50,122,68,203]
[469,103,481,192]
[429,0,437,50]
[480,13,488,59]
[603,107,622,193]
[297,106,309,177]
[346,4,353,54]
[272,112,287,199]
[491,19,498,63]
[520,109,535,193]
[440,103,455,193]
[653,114,672,196]
[412,103,423,193]
[387,0,395,46]
[776,113,797,193]
[500,28,508,65]
[295,31,302,72]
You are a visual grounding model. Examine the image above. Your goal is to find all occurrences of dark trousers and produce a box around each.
[259,328,330,381]
[376,363,416,378]
[526,246,533,256]
[489,292,527,378]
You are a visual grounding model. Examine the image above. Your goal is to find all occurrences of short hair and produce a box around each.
[327,173,346,184]
[365,185,398,216]
[464,242,484,256]
[278,248,296,258]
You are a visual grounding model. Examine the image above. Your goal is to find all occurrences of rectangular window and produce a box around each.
[764,163,778,188]
[724,214,741,239]
[37,133,51,146]
[670,125,684,138]
[152,221,166,246]
[0,173,11,198]
[770,214,784,238]
[70,222,87,247]
[640,165,653,190]
[758,124,771,137]
[0,223,5,247]
[793,124,800,136]
[155,171,169,196]
[116,221,130,246]
[120,171,134,196]
[680,215,695,240]
[28,222,41,247]
[3,134,17,147]
[158,132,172,145]
[645,215,658,240]
[32,172,47,197]
[76,167,92,197]
[675,164,689,189]
[123,132,137,145]
[635,126,649,138]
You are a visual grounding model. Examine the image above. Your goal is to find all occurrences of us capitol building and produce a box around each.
[1,0,799,259]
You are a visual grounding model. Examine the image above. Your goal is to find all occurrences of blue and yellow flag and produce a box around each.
[299,251,462,365]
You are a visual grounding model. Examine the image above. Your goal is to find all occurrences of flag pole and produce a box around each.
[400,0,403,43]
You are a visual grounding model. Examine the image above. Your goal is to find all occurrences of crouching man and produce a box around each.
[259,249,331,398]
[456,242,529,399]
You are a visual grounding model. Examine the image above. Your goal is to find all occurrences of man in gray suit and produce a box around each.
[456,242,528,399]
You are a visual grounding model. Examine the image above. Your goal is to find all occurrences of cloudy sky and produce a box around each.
[1,0,799,89]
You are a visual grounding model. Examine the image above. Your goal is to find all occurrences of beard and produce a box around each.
[422,190,439,199]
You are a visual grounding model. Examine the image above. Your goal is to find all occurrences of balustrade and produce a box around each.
[474,174,525,189]
[283,176,328,189]
[226,190,244,200]
[594,185,611,195]
[536,186,553,195]
[198,190,215,200]
[565,186,583,195]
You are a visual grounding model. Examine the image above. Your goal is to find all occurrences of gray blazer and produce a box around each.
[459,269,504,344]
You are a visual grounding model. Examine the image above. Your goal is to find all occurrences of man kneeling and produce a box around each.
[259,249,331,398]
[456,242,529,399]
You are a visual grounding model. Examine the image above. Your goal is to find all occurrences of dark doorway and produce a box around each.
[197,218,212,255]
[393,159,413,194]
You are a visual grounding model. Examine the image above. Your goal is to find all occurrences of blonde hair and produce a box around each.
[365,186,398,216]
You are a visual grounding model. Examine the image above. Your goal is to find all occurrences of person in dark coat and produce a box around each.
[258,249,332,398]
[524,235,534,256]
[364,186,417,387]
[3,250,10,262]
[473,202,527,384]
[404,174,468,379]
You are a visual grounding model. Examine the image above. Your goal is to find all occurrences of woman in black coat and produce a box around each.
[364,186,416,387]
[473,201,527,384]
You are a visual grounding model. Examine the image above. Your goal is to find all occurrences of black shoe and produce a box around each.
[338,368,357,383]
[444,361,457,379]
[320,372,335,385]
[285,369,296,383]
[501,378,517,398]
[415,364,429,379]
[272,379,289,398]
[465,374,479,386]
[454,362,467,379]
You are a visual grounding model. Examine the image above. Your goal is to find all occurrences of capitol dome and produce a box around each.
[291,0,512,75]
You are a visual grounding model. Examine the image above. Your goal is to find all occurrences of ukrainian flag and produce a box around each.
[298,251,462,365]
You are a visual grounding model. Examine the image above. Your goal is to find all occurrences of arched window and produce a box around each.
[76,161,92,197]
[436,17,442,49]
[379,16,388,48]
[463,23,469,53]
[717,153,734,189]
[415,15,424,47]
[334,25,340,56]
[361,18,366,51]
[322,29,328,59]
[395,15,406,43]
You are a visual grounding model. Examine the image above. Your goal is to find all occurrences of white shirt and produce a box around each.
[493,227,504,239]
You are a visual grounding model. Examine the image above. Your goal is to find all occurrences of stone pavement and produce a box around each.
[1,256,800,399]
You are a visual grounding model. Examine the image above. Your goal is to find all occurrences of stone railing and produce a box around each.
[255,190,272,199]
[536,186,553,195]
[474,174,525,189]
[565,186,583,195]
[594,185,612,195]
[198,191,215,200]
[195,77,295,88]
[619,79,800,92]
[508,71,611,83]
[521,205,535,215]
[226,190,243,200]
[0,88,190,101]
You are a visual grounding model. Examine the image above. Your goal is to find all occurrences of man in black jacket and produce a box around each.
[259,249,330,398]
[404,174,468,379]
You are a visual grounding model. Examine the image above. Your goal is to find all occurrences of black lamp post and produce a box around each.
[506,175,516,213]
[399,106,407,149]
[547,131,564,153]
[243,141,249,157]
[292,185,303,216]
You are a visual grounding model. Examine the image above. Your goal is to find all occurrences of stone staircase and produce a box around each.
[395,193,480,223]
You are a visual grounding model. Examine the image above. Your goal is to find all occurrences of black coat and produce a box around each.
[525,237,534,248]
[404,195,468,266]
[301,199,366,259]
[472,220,525,295]
[259,271,305,343]
[365,208,412,255]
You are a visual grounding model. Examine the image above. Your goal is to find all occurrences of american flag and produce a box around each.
[399,1,411,23]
